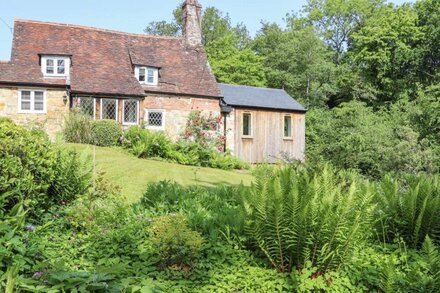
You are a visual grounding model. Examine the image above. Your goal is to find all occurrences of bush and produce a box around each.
[91,120,123,147]
[63,111,93,144]
[0,120,91,219]
[243,165,375,273]
[123,127,248,170]
[149,214,204,269]
[137,181,246,242]
[123,126,172,158]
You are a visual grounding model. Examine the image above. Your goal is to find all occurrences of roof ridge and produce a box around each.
[220,83,285,91]
[14,18,184,41]
[0,61,10,64]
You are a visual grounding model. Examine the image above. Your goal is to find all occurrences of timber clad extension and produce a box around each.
[0,0,306,163]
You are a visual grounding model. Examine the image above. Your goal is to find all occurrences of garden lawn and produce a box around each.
[62,143,253,202]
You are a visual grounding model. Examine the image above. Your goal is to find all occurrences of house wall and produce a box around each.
[0,86,69,139]
[229,108,305,163]
[140,94,221,140]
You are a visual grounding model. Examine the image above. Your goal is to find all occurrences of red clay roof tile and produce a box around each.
[0,19,221,98]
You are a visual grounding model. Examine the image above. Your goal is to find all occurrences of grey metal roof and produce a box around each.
[219,83,306,112]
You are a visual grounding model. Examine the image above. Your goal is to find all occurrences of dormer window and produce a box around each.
[41,56,70,77]
[135,66,158,85]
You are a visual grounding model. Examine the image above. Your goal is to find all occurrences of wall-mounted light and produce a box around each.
[63,93,68,105]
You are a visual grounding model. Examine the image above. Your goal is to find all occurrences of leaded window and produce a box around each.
[101,99,118,120]
[123,100,139,125]
[146,110,164,129]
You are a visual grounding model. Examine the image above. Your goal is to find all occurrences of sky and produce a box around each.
[0,0,413,60]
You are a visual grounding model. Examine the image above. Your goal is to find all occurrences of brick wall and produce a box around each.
[141,94,221,140]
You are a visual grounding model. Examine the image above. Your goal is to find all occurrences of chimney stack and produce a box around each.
[182,0,202,47]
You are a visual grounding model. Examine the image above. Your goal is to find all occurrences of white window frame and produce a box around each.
[283,114,293,139]
[18,89,47,114]
[122,99,140,126]
[100,98,118,121]
[41,56,70,78]
[242,112,253,138]
[135,66,159,86]
[145,109,165,130]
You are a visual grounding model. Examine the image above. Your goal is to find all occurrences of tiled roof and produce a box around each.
[0,19,221,98]
[219,83,306,112]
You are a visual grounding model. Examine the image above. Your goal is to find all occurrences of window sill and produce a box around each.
[18,111,47,114]
[122,122,139,126]
[43,75,68,78]
[283,137,294,141]
[241,136,253,139]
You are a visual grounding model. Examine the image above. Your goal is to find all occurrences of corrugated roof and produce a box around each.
[219,83,306,112]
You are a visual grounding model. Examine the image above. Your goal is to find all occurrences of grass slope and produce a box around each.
[63,143,253,202]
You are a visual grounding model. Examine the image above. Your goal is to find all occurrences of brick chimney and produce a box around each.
[182,0,202,47]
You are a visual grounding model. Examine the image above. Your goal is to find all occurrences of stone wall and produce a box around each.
[141,94,221,140]
[0,86,68,139]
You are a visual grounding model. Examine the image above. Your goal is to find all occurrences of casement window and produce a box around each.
[18,89,47,114]
[100,98,118,120]
[73,97,96,119]
[145,109,165,130]
[122,100,139,125]
[284,115,293,138]
[242,112,252,137]
[41,56,70,77]
[135,66,159,85]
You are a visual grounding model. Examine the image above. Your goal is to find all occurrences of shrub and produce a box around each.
[0,120,91,219]
[122,126,172,158]
[375,174,440,248]
[149,214,204,269]
[63,110,93,144]
[242,165,375,273]
[91,119,123,147]
[137,181,246,242]
[182,110,225,151]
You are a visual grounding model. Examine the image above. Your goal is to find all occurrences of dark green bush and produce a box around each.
[63,111,93,144]
[91,119,123,147]
[0,119,91,219]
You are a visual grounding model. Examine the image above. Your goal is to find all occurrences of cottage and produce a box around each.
[0,0,305,163]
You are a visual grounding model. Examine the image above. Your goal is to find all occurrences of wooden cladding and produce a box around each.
[232,108,305,163]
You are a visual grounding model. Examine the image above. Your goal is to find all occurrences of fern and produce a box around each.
[243,165,375,273]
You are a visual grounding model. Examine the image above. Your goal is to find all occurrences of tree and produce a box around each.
[253,22,336,108]
[349,4,423,102]
[206,35,267,87]
[144,6,250,47]
[303,0,385,63]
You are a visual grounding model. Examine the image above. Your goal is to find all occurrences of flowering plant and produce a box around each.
[182,111,226,152]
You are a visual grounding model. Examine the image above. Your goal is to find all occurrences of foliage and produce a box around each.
[306,101,438,178]
[253,22,336,108]
[122,126,172,158]
[149,214,204,269]
[206,35,267,87]
[182,110,224,151]
[375,174,440,248]
[0,120,90,219]
[243,165,375,273]
[137,181,246,242]
[91,119,123,147]
[123,125,248,170]
[63,110,93,144]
